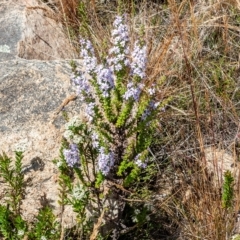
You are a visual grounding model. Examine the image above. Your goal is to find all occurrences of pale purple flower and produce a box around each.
[98,147,115,176]
[149,101,160,109]
[141,108,151,121]
[86,102,95,122]
[123,82,144,101]
[109,15,129,71]
[124,58,130,66]
[96,65,114,97]
[141,100,160,120]
[131,41,147,79]
[114,64,122,71]
[109,46,120,55]
[113,15,123,27]
[91,131,99,148]
[63,144,80,167]
[135,154,147,168]
[71,72,91,99]
[80,39,97,74]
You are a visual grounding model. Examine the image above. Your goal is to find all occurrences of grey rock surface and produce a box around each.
[0,58,82,223]
[0,59,81,155]
[0,0,76,61]
[0,0,80,224]
[0,0,25,61]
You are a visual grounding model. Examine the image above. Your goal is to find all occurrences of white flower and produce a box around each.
[65,116,82,129]
[72,183,85,200]
[17,230,25,236]
[132,216,138,223]
[63,129,73,140]
[148,88,155,95]
[134,209,140,215]
[40,236,47,240]
[56,161,63,168]
[72,135,83,144]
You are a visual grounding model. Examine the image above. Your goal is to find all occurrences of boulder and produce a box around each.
[0,58,82,223]
[0,0,76,61]
[0,0,79,225]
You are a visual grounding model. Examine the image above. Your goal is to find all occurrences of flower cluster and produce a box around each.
[63,144,80,167]
[65,116,82,129]
[86,102,95,122]
[108,14,130,71]
[71,183,86,200]
[131,41,147,79]
[123,41,147,101]
[98,147,115,176]
[123,82,144,101]
[64,116,83,144]
[80,39,97,74]
[71,72,90,100]
[71,39,97,101]
[96,65,114,97]
[91,131,99,149]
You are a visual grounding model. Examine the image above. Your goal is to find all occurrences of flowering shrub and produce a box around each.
[69,14,162,180]
[56,13,167,238]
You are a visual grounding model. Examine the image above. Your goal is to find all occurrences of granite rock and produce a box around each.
[0,0,76,61]
[0,0,80,225]
[0,58,82,223]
